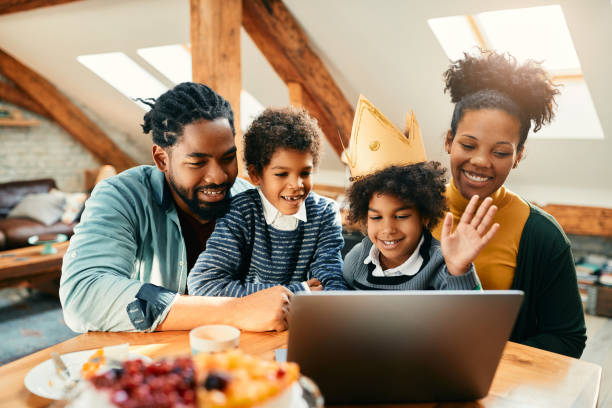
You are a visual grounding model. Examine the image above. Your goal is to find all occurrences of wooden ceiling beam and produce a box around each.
[242,0,353,155]
[0,81,51,119]
[288,82,345,156]
[0,0,82,15]
[0,48,136,171]
[190,0,244,174]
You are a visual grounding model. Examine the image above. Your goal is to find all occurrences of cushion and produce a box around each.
[50,189,88,224]
[0,178,56,218]
[6,193,65,226]
[0,217,74,249]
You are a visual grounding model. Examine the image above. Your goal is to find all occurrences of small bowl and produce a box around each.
[190,325,240,355]
[27,233,68,254]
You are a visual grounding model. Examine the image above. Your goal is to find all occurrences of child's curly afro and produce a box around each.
[347,162,448,230]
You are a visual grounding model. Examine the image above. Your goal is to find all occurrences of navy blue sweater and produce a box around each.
[187,189,347,297]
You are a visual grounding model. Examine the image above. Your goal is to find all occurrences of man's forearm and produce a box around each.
[155,295,239,331]
[157,286,293,333]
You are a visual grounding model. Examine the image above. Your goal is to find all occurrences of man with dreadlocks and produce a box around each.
[60,82,292,333]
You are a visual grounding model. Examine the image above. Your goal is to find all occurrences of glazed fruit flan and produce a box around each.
[69,349,300,408]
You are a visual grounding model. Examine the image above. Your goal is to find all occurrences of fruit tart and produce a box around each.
[69,350,302,408]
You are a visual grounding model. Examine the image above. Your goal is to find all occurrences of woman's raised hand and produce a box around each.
[440,195,499,276]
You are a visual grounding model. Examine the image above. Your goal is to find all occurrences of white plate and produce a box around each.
[24,349,152,400]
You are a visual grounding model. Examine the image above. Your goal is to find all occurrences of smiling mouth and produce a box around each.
[281,194,303,203]
[462,170,492,183]
[198,189,227,202]
[378,238,403,249]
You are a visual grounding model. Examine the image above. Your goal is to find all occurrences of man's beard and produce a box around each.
[168,175,231,221]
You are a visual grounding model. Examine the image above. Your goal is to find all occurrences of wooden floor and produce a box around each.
[582,314,612,407]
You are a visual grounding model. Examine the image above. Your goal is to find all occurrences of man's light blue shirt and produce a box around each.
[59,165,251,332]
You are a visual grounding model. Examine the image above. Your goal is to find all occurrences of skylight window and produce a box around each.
[240,90,265,133]
[428,5,604,140]
[137,44,266,132]
[477,6,580,73]
[427,16,479,63]
[137,45,192,84]
[80,46,266,127]
[78,52,168,109]
[527,79,604,140]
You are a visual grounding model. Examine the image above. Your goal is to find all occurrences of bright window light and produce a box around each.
[137,45,192,84]
[477,5,580,72]
[241,90,265,133]
[428,15,480,62]
[78,52,168,109]
[137,44,266,132]
[530,80,604,140]
[428,5,603,140]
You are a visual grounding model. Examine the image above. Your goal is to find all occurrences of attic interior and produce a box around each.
[0,0,611,405]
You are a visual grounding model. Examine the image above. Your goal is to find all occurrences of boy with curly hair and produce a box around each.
[343,162,498,290]
[188,107,347,297]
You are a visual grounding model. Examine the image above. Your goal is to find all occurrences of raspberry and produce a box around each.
[88,357,197,407]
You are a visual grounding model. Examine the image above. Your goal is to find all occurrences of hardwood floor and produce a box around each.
[583,314,612,407]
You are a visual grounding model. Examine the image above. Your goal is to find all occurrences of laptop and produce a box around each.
[286,290,523,404]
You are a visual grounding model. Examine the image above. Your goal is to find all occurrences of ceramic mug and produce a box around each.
[189,325,240,355]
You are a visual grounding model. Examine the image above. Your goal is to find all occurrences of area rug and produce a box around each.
[0,287,77,366]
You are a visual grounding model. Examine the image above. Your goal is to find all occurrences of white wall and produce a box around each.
[0,0,610,206]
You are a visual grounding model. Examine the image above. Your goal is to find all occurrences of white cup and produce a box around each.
[189,325,240,355]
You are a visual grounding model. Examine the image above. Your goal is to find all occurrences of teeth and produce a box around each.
[201,190,223,196]
[382,240,400,245]
[463,171,489,182]
[282,196,301,201]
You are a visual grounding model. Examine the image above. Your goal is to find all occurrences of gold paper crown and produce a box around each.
[343,95,427,179]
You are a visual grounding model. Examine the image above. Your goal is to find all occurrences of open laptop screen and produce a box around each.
[287,290,523,404]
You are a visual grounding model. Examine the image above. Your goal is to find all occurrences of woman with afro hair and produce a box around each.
[432,50,586,358]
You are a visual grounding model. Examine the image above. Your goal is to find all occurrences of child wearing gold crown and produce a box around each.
[188,106,347,297]
[342,96,498,290]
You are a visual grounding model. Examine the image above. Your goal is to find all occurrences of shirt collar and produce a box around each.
[150,166,171,209]
[364,235,425,277]
[257,188,307,228]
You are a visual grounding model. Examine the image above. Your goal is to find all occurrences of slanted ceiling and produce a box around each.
[0,0,610,206]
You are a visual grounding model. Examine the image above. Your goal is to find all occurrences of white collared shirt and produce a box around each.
[364,235,425,277]
[257,188,307,231]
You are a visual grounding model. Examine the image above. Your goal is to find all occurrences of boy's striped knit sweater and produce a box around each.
[187,189,347,297]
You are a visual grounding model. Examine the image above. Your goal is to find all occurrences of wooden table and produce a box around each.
[0,331,602,408]
[0,241,69,288]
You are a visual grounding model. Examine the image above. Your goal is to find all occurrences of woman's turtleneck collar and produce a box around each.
[447,179,511,215]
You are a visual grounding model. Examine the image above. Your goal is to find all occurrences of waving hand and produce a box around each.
[441,195,499,276]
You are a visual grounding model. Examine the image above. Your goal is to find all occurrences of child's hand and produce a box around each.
[307,278,323,291]
[440,195,499,276]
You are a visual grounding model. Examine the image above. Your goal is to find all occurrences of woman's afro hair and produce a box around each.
[444,50,559,144]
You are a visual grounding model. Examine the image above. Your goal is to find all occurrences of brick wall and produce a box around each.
[0,101,151,192]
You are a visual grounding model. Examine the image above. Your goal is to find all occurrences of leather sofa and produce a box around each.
[0,179,75,250]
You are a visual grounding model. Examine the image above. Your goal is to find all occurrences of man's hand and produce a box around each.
[441,195,499,276]
[306,278,323,291]
[233,285,293,332]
